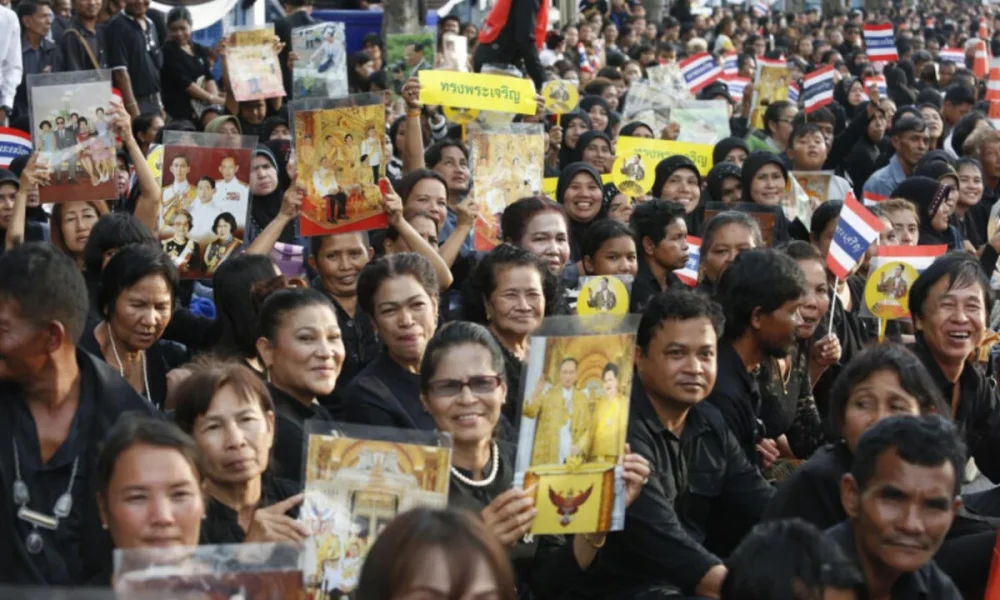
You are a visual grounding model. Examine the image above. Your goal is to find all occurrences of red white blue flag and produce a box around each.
[674,236,701,287]
[864,24,899,62]
[721,52,739,77]
[826,194,884,280]
[802,66,835,113]
[679,52,722,93]
[862,190,888,207]
[0,128,31,169]
[722,76,750,102]
[940,47,966,66]
[872,244,948,273]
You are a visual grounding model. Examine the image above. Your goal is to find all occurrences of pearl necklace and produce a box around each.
[450,442,500,488]
[105,322,151,406]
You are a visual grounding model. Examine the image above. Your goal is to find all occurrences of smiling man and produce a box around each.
[830,415,964,600]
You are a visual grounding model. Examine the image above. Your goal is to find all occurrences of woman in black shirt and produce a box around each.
[172,359,303,545]
[161,7,224,122]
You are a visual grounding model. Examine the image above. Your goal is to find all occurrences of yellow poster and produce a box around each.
[864,261,919,320]
[542,79,580,114]
[611,153,655,198]
[516,329,636,534]
[750,59,791,130]
[299,432,451,596]
[419,70,537,115]
[616,136,714,176]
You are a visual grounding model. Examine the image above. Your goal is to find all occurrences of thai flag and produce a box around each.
[721,52,739,77]
[802,66,835,113]
[862,190,888,207]
[940,47,966,66]
[750,0,770,16]
[0,127,31,169]
[871,245,948,273]
[674,236,701,287]
[825,194,884,280]
[787,83,799,103]
[864,24,899,62]
[679,52,722,94]
[864,75,887,97]
[722,75,750,101]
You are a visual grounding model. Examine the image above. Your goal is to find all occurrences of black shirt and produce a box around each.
[199,475,301,544]
[765,442,851,529]
[826,522,963,600]
[341,351,432,430]
[60,16,106,71]
[161,41,213,121]
[0,349,153,585]
[269,383,333,484]
[630,258,684,313]
[0,222,48,257]
[105,12,163,97]
[704,341,763,468]
[572,382,773,598]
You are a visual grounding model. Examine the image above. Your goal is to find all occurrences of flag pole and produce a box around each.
[827,276,838,335]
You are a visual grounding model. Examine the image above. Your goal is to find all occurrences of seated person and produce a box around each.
[829,415,964,599]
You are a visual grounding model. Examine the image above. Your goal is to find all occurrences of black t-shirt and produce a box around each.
[105,13,163,97]
[341,351,431,430]
[161,41,214,121]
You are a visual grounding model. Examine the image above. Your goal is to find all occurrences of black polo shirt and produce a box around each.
[60,16,106,71]
[0,349,152,585]
[341,351,432,430]
[630,258,685,313]
[269,383,333,484]
[704,341,763,468]
[826,522,962,600]
[105,12,162,97]
[571,382,773,599]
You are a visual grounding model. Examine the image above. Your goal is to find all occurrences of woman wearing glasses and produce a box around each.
[418,322,650,598]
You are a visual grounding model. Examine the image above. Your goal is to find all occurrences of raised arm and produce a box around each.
[246,183,303,255]
[382,178,453,290]
[110,101,160,232]
[400,77,427,173]
[5,154,47,250]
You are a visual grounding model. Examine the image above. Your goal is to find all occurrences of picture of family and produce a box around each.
[158,132,254,278]
[29,73,116,204]
[293,100,388,236]
[514,327,638,534]
[292,22,347,99]
[299,429,451,597]
[227,25,286,102]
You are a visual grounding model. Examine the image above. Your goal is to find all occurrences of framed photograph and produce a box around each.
[28,70,116,204]
[385,32,435,95]
[226,24,286,101]
[158,131,256,278]
[299,422,452,597]
[292,22,347,100]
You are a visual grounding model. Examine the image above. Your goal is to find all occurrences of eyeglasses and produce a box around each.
[426,375,503,398]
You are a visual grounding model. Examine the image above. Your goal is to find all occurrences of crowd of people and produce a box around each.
[4,0,1000,597]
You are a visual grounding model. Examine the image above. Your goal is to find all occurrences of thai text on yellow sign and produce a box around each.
[616,136,714,176]
[419,71,537,115]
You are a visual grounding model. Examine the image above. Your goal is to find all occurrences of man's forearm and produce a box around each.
[113,69,139,117]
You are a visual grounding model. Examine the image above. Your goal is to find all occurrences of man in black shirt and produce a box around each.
[0,244,152,585]
[629,199,689,313]
[59,0,105,71]
[106,0,163,117]
[574,289,773,599]
[273,0,316,99]
[829,415,964,600]
[707,248,806,469]
[0,169,47,253]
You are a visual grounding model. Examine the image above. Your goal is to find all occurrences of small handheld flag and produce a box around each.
[863,75,887,98]
[787,82,800,104]
[872,244,948,273]
[0,128,31,169]
[679,52,722,93]
[802,66,835,113]
[722,76,750,102]
[862,191,888,207]
[721,52,739,77]
[674,236,701,287]
[825,194,884,281]
[940,47,966,66]
[864,24,899,62]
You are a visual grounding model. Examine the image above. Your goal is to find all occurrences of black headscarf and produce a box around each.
[741,150,788,204]
[619,121,654,138]
[713,137,749,165]
[556,162,605,261]
[705,162,742,204]
[891,176,956,247]
[579,95,613,134]
[250,141,296,244]
[572,130,613,167]
[558,111,593,170]
[258,116,289,143]
[651,155,701,199]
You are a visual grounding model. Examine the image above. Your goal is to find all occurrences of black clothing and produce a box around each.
[161,41,214,121]
[756,342,826,459]
[0,222,48,257]
[15,37,63,119]
[341,351,433,430]
[826,522,963,600]
[472,0,546,91]
[269,383,333,483]
[909,336,1000,483]
[60,17,106,71]
[273,10,316,98]
[704,342,762,468]
[0,349,153,585]
[105,13,163,98]
[200,475,301,544]
[630,258,685,313]
[571,382,773,598]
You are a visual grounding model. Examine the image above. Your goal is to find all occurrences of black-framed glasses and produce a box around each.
[426,375,503,398]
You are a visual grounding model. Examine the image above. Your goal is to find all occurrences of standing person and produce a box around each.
[0,2,21,125]
[106,0,163,117]
[830,416,964,599]
[473,0,547,91]
[160,7,223,122]
[60,0,105,71]
[0,243,152,584]
[15,0,61,119]
[629,199,690,312]
[272,0,315,99]
[360,124,383,185]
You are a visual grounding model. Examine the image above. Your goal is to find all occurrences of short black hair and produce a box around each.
[944,84,976,107]
[810,200,842,239]
[211,254,279,360]
[629,199,686,250]
[424,138,469,169]
[789,122,825,147]
[257,286,335,342]
[501,197,568,245]
[212,212,238,236]
[420,322,506,393]
[852,415,966,497]
[721,519,862,600]
[98,244,179,320]
[582,219,634,260]
[397,168,448,204]
[309,231,371,260]
[461,244,565,324]
[716,249,807,339]
[357,253,439,318]
[779,240,823,263]
[83,213,157,279]
[636,289,724,353]
[701,211,762,255]
[97,413,203,498]
[828,343,948,436]
[0,243,89,344]
[909,251,992,323]
[198,175,215,188]
[763,100,795,136]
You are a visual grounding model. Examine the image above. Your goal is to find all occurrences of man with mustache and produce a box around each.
[706,249,807,471]
[830,415,963,599]
[571,289,773,599]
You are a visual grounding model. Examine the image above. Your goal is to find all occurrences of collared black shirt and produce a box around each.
[573,382,773,598]
[765,442,852,529]
[0,349,153,585]
[341,351,432,430]
[630,258,684,313]
[60,16,106,71]
[269,383,333,484]
[105,12,162,97]
[704,341,763,468]
[160,40,213,121]
[826,522,962,600]
[909,336,1000,483]
[200,474,301,544]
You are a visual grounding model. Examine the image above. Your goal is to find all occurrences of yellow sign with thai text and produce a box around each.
[419,71,537,115]
[616,136,714,176]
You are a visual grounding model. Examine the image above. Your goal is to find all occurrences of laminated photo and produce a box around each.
[386,32,435,95]
[299,422,451,597]
[28,71,116,204]
[227,25,286,101]
[669,99,731,145]
[292,22,347,100]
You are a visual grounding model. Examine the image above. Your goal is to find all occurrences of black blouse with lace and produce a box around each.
[755,342,828,459]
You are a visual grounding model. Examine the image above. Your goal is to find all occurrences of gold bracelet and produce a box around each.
[406,109,421,118]
[582,533,606,549]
